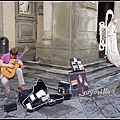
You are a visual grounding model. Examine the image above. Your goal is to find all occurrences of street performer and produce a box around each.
[106,18,120,67]
[0,47,26,97]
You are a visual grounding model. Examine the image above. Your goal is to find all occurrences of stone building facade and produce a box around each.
[0,1,119,66]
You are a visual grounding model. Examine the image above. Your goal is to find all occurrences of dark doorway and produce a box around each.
[97,2,114,58]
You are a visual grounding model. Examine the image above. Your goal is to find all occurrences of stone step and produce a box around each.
[24,72,68,84]
[22,59,119,91]
[86,65,120,84]
[23,62,115,80]
[87,72,120,97]
[85,62,114,75]
[23,61,71,70]
[23,59,106,71]
[24,66,70,78]
[23,60,111,78]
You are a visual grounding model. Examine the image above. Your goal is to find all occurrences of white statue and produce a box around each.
[99,9,120,67]
[106,17,120,67]
[107,18,118,53]
[19,1,29,13]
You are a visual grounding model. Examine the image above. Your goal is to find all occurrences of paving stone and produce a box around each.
[63,98,87,118]
[57,114,66,118]
[0,112,7,118]
[65,109,87,118]
[79,97,105,118]
[25,111,47,118]
[63,97,82,109]
[104,94,120,111]
[105,80,119,91]
[113,93,120,98]
[0,60,120,118]
[37,103,76,118]
[92,96,113,108]
[101,107,120,118]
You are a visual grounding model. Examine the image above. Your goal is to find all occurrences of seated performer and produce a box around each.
[0,61,14,68]
[0,47,26,97]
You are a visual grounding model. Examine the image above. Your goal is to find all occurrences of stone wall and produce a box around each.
[114,2,120,51]
[36,2,99,66]
[0,2,3,37]
[73,2,98,64]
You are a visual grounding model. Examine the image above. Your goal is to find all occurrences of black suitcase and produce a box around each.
[4,101,17,112]
[18,78,64,112]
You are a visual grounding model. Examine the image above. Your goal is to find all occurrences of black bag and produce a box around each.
[58,81,72,100]
[18,78,64,112]
[18,89,33,103]
[4,101,17,112]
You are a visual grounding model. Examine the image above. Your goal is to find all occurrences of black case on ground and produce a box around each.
[18,78,64,112]
[58,81,72,100]
[18,89,33,103]
[4,101,17,112]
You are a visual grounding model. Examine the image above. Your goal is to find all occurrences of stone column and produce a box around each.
[3,2,15,49]
[114,1,120,43]
[42,2,52,40]
[0,2,3,37]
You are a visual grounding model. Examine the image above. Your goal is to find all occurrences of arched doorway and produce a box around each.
[97,2,114,58]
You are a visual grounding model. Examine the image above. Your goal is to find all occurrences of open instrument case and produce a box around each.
[18,78,64,112]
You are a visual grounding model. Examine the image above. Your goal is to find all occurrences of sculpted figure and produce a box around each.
[19,1,29,13]
[107,17,120,67]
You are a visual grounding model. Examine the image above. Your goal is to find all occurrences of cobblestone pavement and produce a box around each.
[0,76,120,119]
